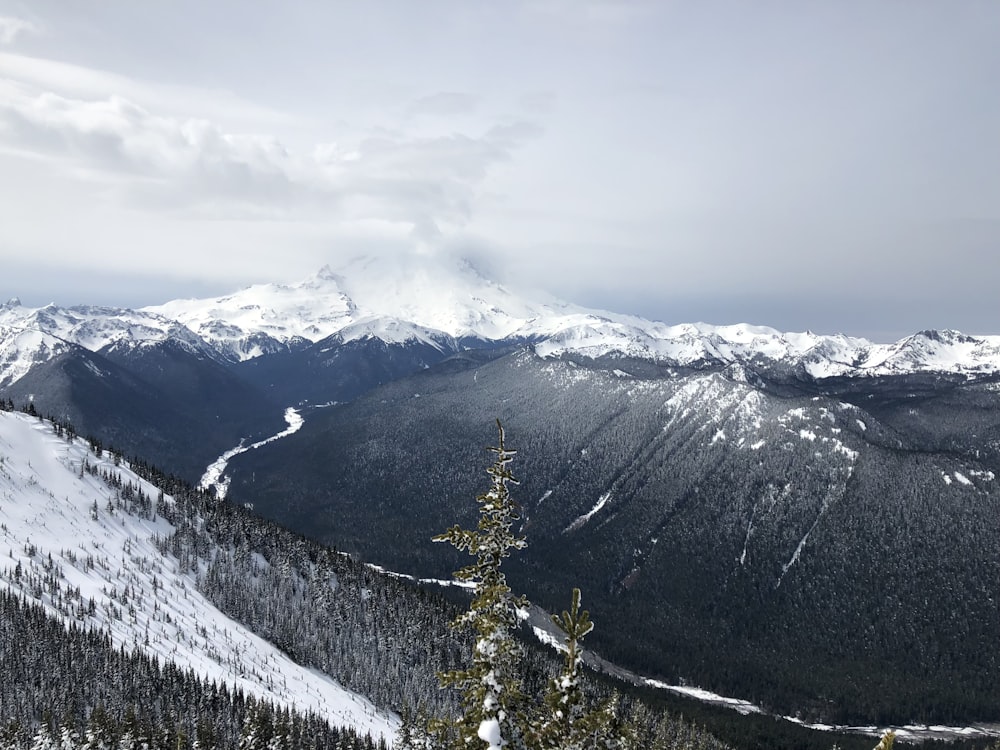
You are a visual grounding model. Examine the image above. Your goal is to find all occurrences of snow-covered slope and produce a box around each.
[0,327,81,389]
[0,410,397,741]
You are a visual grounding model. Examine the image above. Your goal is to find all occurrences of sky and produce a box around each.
[1,1,998,342]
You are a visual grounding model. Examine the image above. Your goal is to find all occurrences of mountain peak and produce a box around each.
[314,264,339,282]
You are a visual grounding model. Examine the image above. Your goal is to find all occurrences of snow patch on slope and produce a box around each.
[564,492,612,533]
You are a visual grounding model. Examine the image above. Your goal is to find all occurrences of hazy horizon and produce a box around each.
[2,2,998,342]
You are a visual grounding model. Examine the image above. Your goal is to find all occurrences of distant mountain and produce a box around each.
[6,260,1000,392]
[0,299,219,387]
[142,255,1000,379]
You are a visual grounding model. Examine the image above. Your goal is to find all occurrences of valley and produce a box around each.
[2,258,999,748]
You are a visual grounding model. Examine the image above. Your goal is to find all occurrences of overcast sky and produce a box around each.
[1,1,998,341]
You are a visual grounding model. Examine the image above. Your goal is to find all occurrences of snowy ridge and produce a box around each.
[146,266,356,360]
[0,411,397,741]
[0,300,217,387]
[536,320,1000,377]
[0,328,79,388]
[330,316,458,350]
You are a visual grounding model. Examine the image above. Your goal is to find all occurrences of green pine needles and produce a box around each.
[419,420,622,750]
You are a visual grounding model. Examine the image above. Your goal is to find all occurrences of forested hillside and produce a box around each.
[227,350,1000,725]
[0,590,381,750]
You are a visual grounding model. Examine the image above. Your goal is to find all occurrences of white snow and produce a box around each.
[644,678,764,716]
[365,563,476,591]
[953,471,972,486]
[738,505,757,566]
[564,491,611,533]
[531,625,565,651]
[778,528,813,586]
[0,411,397,741]
[477,719,503,749]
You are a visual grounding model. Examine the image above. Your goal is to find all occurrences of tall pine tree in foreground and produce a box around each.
[416,420,622,750]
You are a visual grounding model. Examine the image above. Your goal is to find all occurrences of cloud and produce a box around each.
[0,52,298,129]
[0,76,542,240]
[0,16,37,44]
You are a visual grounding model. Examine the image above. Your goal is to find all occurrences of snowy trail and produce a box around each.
[199,407,304,498]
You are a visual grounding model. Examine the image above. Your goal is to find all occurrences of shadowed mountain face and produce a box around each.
[2,341,285,482]
[225,351,1000,726]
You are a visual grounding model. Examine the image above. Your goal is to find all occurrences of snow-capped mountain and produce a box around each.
[4,257,1000,387]
[0,298,219,388]
[0,409,397,741]
[141,253,1000,378]
[143,255,575,360]
[0,327,81,389]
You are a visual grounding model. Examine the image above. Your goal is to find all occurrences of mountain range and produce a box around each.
[2,254,999,734]
[6,255,1000,387]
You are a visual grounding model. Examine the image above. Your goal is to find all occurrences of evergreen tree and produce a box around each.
[431,421,529,750]
[531,589,620,750]
[427,421,624,750]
